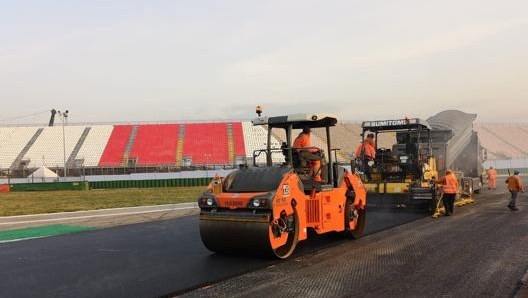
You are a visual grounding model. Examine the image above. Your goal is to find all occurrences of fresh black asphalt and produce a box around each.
[0,181,526,298]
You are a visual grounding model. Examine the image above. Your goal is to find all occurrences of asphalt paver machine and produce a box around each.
[357,118,439,211]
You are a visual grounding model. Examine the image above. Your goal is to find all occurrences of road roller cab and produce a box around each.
[197,108,367,259]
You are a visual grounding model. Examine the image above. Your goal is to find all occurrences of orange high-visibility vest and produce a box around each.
[293,133,318,153]
[506,175,525,192]
[355,142,375,160]
[442,173,458,194]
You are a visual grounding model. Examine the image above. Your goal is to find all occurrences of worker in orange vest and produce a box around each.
[436,169,459,216]
[293,126,324,182]
[487,166,497,190]
[355,133,376,181]
[505,170,525,211]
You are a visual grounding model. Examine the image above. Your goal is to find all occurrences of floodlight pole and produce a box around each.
[57,110,69,178]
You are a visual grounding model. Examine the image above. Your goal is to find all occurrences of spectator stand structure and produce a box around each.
[0,119,527,180]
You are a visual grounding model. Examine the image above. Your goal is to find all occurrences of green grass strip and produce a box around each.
[0,186,203,216]
[0,225,95,242]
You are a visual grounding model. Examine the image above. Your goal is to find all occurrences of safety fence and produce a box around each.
[88,177,211,189]
[1,177,212,192]
[8,181,89,192]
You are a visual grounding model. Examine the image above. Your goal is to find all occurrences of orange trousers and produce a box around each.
[488,177,496,189]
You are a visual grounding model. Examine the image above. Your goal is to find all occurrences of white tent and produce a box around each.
[28,166,59,182]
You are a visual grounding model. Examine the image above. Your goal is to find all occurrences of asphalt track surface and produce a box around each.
[0,181,527,298]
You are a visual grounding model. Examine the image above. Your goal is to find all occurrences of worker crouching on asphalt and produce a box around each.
[293,126,324,182]
[436,169,459,216]
[505,170,525,211]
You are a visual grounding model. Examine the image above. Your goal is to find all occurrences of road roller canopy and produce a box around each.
[361,118,431,133]
[252,113,338,129]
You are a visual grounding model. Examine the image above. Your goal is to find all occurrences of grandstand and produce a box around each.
[474,123,528,160]
[0,126,40,169]
[241,121,283,165]
[1,120,527,179]
[76,125,114,167]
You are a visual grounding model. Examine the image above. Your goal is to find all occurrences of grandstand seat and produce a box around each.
[0,127,40,168]
[232,122,246,158]
[183,123,230,165]
[98,125,133,167]
[128,124,180,166]
[76,125,114,167]
[23,126,86,168]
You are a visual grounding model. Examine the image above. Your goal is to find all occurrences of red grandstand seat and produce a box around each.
[98,125,133,167]
[128,124,180,166]
[232,122,246,158]
[183,123,230,164]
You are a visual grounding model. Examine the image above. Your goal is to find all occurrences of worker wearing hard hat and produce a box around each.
[293,126,324,182]
[505,170,525,211]
[436,169,459,216]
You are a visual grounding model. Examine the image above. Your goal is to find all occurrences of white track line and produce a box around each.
[0,204,198,226]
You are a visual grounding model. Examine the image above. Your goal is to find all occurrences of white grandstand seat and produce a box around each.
[474,123,527,159]
[23,126,86,168]
[511,124,528,155]
[326,123,361,161]
[0,127,40,168]
[241,122,284,165]
[76,125,114,167]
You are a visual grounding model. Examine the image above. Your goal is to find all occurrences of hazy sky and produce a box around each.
[1,0,527,125]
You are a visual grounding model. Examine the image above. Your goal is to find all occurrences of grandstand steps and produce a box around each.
[67,127,91,168]
[121,125,139,167]
[518,125,528,136]
[231,122,246,165]
[18,126,87,169]
[98,125,133,167]
[227,123,235,164]
[120,156,128,167]
[175,125,185,167]
[10,128,43,170]
[75,125,113,167]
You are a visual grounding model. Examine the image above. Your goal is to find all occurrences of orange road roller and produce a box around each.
[198,109,367,259]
